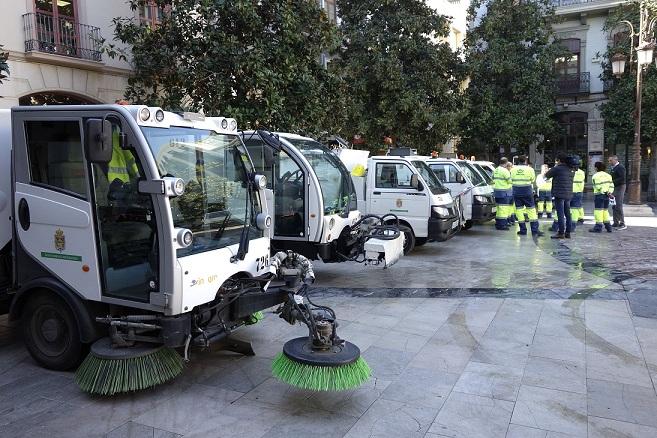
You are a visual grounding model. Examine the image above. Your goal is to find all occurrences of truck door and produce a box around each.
[430,162,472,221]
[244,137,308,241]
[370,161,428,235]
[12,110,159,305]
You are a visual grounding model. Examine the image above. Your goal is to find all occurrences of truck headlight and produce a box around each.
[172,178,185,196]
[474,195,490,204]
[256,213,272,230]
[139,107,150,121]
[177,229,193,247]
[221,119,228,129]
[254,174,267,190]
[155,109,165,122]
[432,206,450,217]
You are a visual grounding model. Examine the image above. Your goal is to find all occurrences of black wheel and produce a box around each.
[415,237,428,246]
[22,294,84,370]
[399,225,415,254]
[463,220,473,230]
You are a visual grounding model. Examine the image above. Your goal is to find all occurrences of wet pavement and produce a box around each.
[1,212,657,437]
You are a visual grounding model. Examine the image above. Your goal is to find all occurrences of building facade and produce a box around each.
[0,0,136,108]
[532,0,628,179]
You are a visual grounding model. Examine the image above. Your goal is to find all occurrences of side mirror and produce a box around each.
[456,172,466,184]
[85,119,113,163]
[257,130,283,152]
[410,174,421,191]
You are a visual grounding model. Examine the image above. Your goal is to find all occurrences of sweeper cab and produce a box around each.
[242,131,404,267]
[0,105,369,394]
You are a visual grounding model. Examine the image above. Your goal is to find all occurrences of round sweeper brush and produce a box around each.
[75,338,184,396]
[272,337,371,391]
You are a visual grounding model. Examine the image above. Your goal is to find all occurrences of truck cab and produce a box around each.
[352,155,459,254]
[0,105,298,371]
[243,132,403,266]
[426,158,495,229]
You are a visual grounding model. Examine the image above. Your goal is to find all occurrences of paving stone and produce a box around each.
[428,391,514,438]
[304,376,391,418]
[344,398,440,438]
[381,367,458,409]
[200,356,272,393]
[371,330,429,354]
[587,378,657,427]
[511,385,587,437]
[586,345,653,388]
[529,334,585,364]
[522,356,586,394]
[535,314,586,341]
[106,421,181,438]
[471,337,530,368]
[429,321,488,349]
[361,346,415,381]
[505,424,549,438]
[452,361,523,401]
[409,343,474,374]
[588,416,657,438]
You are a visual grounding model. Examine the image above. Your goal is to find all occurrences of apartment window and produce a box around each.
[555,38,580,76]
[139,2,167,27]
[35,0,76,19]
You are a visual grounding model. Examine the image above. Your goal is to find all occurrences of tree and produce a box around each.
[0,45,9,86]
[334,0,465,153]
[109,0,340,133]
[462,0,560,158]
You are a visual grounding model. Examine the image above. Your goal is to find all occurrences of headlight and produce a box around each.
[256,213,272,230]
[155,109,165,122]
[328,218,335,230]
[254,174,267,189]
[177,229,193,247]
[474,195,490,204]
[172,178,185,196]
[229,119,237,131]
[139,107,151,121]
[432,206,450,217]
[221,119,228,129]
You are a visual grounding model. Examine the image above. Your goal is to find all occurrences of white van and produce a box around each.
[425,158,495,229]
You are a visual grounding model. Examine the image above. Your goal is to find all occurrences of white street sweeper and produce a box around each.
[242,131,404,267]
[0,105,372,394]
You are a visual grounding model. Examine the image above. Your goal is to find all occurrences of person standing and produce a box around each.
[608,155,627,230]
[505,161,516,224]
[545,154,575,239]
[590,161,614,233]
[570,165,586,231]
[510,155,543,237]
[493,157,513,230]
[536,164,553,219]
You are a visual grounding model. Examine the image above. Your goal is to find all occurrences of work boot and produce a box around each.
[589,225,602,233]
[517,222,527,236]
[605,223,613,233]
[546,213,553,219]
[551,233,565,239]
[537,212,543,219]
[578,218,585,224]
[565,232,571,239]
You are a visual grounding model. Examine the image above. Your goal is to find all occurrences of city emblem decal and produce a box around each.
[396,199,403,208]
[54,229,66,252]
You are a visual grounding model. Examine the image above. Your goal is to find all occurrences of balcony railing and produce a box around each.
[23,12,102,62]
[551,0,604,7]
[556,72,590,95]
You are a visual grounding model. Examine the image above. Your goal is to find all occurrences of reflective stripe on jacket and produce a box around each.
[573,169,585,193]
[592,171,614,195]
[510,165,535,187]
[492,166,512,190]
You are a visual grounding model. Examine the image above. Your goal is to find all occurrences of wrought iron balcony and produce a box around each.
[23,12,102,62]
[556,72,590,95]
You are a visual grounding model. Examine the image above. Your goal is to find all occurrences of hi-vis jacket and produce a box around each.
[592,171,614,195]
[536,174,552,194]
[493,166,512,190]
[573,169,585,193]
[510,165,536,196]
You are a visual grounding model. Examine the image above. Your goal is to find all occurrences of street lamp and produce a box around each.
[612,1,657,204]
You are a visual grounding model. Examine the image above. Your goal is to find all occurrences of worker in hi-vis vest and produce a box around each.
[570,166,586,229]
[493,157,513,230]
[109,126,139,184]
[535,164,553,219]
[510,155,543,236]
[505,161,516,224]
[590,161,614,233]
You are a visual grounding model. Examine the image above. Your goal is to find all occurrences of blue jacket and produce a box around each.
[611,163,626,186]
[545,163,575,199]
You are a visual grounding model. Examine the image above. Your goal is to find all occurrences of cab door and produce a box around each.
[369,161,428,235]
[11,111,103,301]
[430,162,472,221]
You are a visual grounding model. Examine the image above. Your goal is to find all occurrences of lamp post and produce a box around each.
[612,1,657,204]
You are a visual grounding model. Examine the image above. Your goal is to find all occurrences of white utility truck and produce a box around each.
[338,151,459,254]
[425,158,496,229]
[0,105,363,374]
[242,132,404,267]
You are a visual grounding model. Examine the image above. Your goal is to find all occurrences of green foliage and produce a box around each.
[333,0,465,153]
[0,45,9,85]
[110,0,340,134]
[601,3,657,148]
[462,0,560,157]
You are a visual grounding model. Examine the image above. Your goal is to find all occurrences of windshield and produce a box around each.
[456,161,486,186]
[473,163,493,184]
[142,126,262,257]
[283,137,357,216]
[411,160,449,194]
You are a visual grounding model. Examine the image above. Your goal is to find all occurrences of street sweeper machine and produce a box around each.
[0,105,372,395]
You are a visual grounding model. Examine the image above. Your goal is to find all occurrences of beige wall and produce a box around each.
[0,0,136,107]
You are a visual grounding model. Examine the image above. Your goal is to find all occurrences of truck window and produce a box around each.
[430,163,460,184]
[375,163,413,188]
[25,120,87,198]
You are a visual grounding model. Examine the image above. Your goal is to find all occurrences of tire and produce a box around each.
[21,293,85,371]
[399,225,415,254]
[415,237,428,246]
[463,220,473,230]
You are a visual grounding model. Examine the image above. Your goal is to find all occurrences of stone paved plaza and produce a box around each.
[2,212,657,437]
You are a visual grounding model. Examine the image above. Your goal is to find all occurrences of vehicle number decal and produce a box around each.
[256,255,270,272]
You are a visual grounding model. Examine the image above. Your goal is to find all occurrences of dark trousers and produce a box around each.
[553,197,572,234]
[612,184,625,225]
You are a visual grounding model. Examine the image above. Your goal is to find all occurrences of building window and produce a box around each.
[139,2,167,27]
[319,0,337,22]
[555,38,581,77]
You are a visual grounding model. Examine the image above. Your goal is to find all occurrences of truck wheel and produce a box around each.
[463,220,473,230]
[399,225,415,254]
[22,294,84,371]
[415,237,428,246]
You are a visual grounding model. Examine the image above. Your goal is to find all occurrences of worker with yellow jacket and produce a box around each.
[570,166,586,230]
[589,161,614,233]
[536,164,553,219]
[511,155,543,236]
[493,157,513,230]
